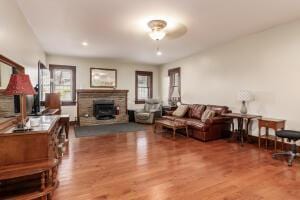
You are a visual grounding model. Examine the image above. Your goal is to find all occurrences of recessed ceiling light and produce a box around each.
[156,50,162,56]
[82,42,88,46]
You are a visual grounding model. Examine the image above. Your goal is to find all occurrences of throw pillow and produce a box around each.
[172,105,189,117]
[201,109,215,123]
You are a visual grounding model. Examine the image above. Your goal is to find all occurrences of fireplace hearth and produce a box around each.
[93,100,115,120]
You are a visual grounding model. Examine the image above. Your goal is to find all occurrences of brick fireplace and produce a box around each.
[77,89,128,126]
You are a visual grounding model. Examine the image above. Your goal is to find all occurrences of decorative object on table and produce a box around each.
[90,68,117,88]
[5,73,36,131]
[237,90,254,114]
[30,117,40,127]
[272,130,300,166]
[221,113,261,146]
[170,87,180,106]
[134,99,162,124]
[32,84,40,114]
[258,118,285,151]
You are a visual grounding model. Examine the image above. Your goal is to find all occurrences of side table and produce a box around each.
[162,106,177,116]
[221,113,261,146]
[128,109,135,122]
[258,118,285,151]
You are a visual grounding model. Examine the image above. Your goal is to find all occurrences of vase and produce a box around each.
[240,101,247,114]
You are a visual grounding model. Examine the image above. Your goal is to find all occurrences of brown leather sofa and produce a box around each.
[162,104,232,141]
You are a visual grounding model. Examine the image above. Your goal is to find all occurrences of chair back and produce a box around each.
[144,99,161,112]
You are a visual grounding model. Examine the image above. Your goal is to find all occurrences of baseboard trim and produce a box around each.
[247,135,300,152]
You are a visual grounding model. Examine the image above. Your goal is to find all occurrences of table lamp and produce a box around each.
[237,90,254,114]
[171,87,180,106]
[5,74,36,131]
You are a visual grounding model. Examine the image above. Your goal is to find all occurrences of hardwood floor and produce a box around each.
[53,125,300,200]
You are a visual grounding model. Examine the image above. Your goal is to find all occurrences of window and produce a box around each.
[49,65,76,105]
[135,71,153,104]
[168,67,181,103]
[39,62,50,102]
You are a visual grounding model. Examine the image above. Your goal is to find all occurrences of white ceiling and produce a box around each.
[17,0,300,65]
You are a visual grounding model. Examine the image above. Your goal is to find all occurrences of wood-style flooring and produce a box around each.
[53,125,300,200]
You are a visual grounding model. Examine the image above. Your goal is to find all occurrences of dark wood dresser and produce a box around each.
[0,116,65,200]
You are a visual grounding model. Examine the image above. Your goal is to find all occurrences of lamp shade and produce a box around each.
[149,30,166,40]
[5,74,36,96]
[171,87,180,98]
[237,90,254,102]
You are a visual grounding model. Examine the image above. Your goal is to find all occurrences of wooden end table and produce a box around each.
[154,119,188,139]
[221,113,261,146]
[258,118,285,151]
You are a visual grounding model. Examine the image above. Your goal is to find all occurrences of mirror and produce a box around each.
[0,55,25,117]
[0,62,13,89]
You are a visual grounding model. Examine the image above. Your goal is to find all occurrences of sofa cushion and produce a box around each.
[174,117,189,124]
[136,112,151,120]
[188,104,206,119]
[185,119,208,131]
[172,105,189,117]
[206,105,228,116]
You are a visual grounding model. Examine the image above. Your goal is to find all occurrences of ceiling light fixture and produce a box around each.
[148,20,167,41]
[82,41,88,46]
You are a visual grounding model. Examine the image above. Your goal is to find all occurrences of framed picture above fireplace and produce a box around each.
[90,68,117,88]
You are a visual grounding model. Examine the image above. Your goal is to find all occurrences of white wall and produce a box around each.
[160,19,300,136]
[0,0,45,85]
[46,55,160,120]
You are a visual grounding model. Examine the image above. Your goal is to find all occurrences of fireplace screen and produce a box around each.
[93,100,115,120]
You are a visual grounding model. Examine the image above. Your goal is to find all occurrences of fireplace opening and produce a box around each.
[93,100,116,120]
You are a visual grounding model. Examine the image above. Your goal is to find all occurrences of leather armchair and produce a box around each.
[134,99,162,124]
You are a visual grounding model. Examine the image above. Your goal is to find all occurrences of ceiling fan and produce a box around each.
[147,19,187,56]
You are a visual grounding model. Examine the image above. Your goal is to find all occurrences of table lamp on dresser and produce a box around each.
[5,73,36,131]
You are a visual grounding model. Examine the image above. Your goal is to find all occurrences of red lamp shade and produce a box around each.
[5,74,36,96]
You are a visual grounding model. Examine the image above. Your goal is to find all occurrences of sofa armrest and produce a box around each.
[205,117,232,125]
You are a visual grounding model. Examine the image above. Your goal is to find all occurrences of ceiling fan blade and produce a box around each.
[166,23,188,39]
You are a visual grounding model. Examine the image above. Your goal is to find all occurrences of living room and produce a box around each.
[1,0,300,199]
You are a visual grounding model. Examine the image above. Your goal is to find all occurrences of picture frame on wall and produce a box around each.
[90,68,117,88]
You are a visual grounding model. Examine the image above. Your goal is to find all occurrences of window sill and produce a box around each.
[61,101,77,106]
[135,100,145,104]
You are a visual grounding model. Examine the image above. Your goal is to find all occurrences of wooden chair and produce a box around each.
[43,93,61,115]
